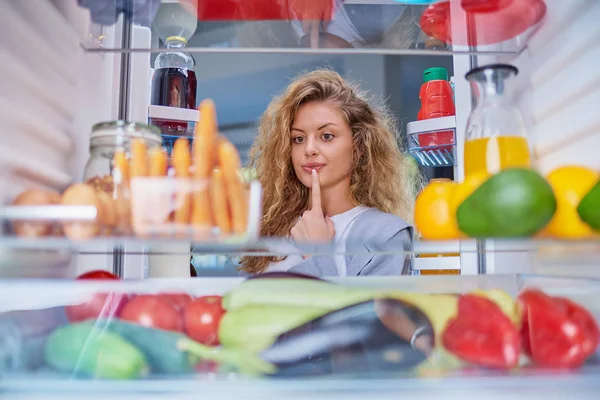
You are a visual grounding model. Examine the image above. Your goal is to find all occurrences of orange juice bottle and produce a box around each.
[464,64,533,178]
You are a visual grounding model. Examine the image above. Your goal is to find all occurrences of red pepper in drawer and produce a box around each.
[519,289,600,369]
[442,294,520,369]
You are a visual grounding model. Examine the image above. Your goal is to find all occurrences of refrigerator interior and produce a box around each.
[0,0,600,397]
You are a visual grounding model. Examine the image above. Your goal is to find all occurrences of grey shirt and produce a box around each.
[289,208,413,277]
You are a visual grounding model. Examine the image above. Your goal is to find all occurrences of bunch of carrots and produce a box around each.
[112,99,248,235]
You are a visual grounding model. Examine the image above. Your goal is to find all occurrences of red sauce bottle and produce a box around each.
[417,67,455,148]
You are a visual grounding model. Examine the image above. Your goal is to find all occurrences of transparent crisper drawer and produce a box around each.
[1,274,600,397]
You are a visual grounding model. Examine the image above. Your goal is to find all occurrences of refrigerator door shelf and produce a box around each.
[148,105,199,123]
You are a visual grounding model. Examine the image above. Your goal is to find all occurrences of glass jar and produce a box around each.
[463,64,533,178]
[83,121,162,184]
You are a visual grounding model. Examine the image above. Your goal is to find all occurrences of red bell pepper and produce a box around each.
[519,289,600,369]
[442,294,520,369]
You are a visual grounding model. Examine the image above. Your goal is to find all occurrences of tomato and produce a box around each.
[519,289,600,368]
[119,295,182,332]
[161,293,193,312]
[184,296,225,346]
[442,294,520,369]
[65,270,127,323]
[78,270,119,280]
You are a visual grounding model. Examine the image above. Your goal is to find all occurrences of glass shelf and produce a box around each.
[82,0,544,55]
[0,236,599,257]
[4,367,600,399]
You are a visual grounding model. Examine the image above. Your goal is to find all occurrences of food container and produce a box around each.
[78,121,163,237]
[83,121,162,183]
[130,177,262,240]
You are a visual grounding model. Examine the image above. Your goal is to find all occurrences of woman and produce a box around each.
[240,69,418,277]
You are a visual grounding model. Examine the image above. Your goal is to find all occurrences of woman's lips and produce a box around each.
[302,164,325,173]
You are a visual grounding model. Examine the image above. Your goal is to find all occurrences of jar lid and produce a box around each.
[91,121,162,145]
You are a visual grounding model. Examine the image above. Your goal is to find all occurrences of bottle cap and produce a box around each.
[165,36,188,45]
[423,67,449,83]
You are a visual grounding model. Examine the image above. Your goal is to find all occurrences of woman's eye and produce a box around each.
[292,136,304,144]
[321,133,334,141]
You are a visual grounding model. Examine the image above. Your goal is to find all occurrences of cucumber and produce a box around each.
[218,304,330,352]
[222,278,377,311]
[578,180,600,231]
[101,319,196,375]
[44,322,148,380]
[102,320,273,376]
[457,168,557,237]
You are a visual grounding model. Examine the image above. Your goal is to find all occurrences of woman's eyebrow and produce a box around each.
[291,123,338,133]
[318,123,337,130]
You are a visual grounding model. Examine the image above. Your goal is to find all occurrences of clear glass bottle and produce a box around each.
[151,36,197,136]
[151,36,197,110]
[463,64,532,178]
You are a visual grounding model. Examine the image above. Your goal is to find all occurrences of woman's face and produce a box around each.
[290,101,354,190]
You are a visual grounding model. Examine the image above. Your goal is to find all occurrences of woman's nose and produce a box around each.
[304,137,319,156]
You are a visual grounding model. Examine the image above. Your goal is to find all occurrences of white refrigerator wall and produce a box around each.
[0,0,124,277]
[0,0,81,203]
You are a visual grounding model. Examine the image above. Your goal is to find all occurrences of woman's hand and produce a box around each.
[290,170,335,246]
[288,0,336,47]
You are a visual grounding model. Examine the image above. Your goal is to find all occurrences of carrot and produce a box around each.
[130,138,148,178]
[172,138,191,177]
[218,138,247,234]
[210,168,232,234]
[113,150,130,185]
[193,99,218,178]
[191,189,213,230]
[191,99,218,228]
[172,138,192,225]
[149,147,168,177]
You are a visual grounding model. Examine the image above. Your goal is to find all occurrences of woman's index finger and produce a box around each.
[311,169,322,213]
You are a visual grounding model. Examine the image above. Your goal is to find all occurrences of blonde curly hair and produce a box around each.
[240,69,418,274]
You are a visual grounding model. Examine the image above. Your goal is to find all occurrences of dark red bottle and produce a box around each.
[151,67,197,110]
[150,36,197,135]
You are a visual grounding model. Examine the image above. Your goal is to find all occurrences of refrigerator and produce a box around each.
[0,0,599,397]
